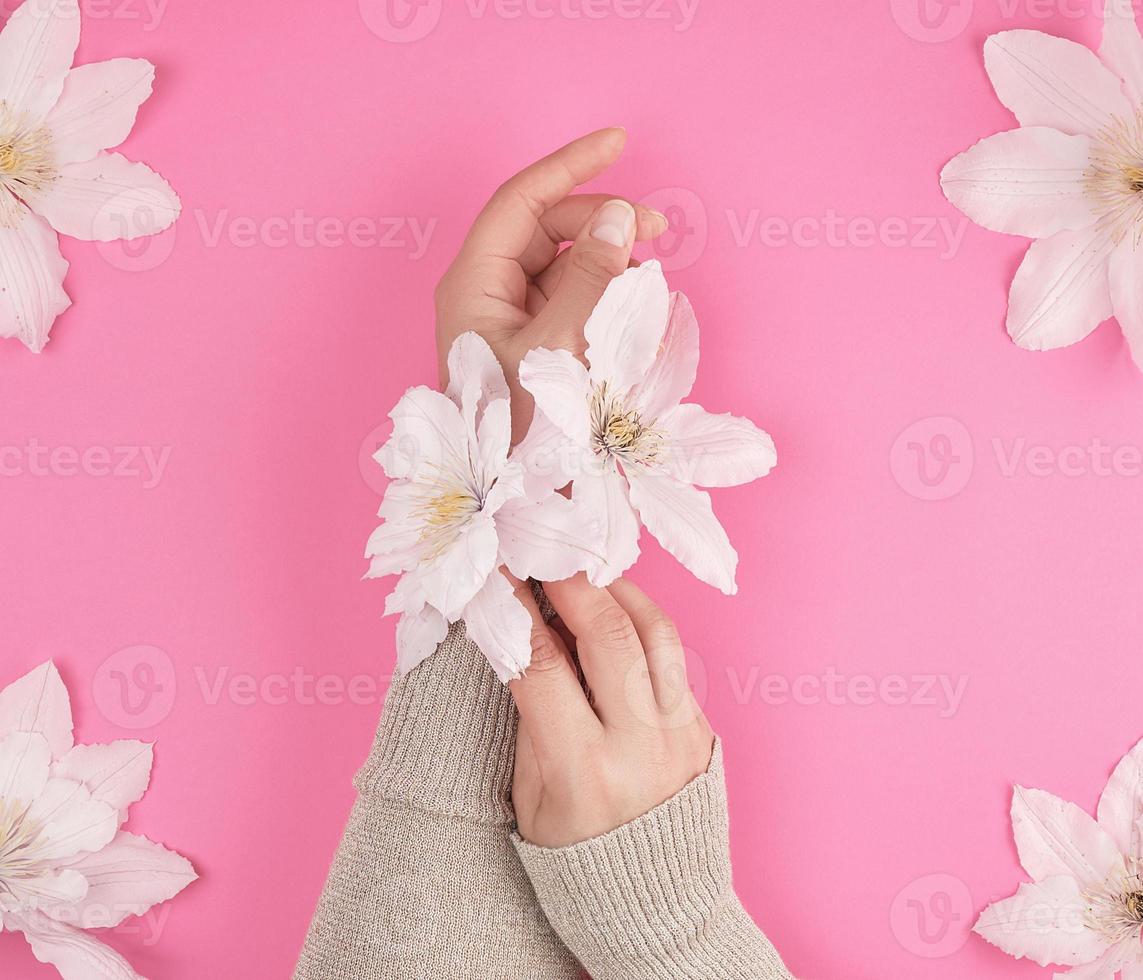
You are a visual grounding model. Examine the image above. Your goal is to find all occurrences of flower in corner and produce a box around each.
[365,332,601,682]
[516,260,777,595]
[0,0,180,352]
[941,0,1143,371]
[974,737,1143,978]
[0,661,196,980]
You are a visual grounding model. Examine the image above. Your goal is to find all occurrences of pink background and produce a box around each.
[3,0,1143,977]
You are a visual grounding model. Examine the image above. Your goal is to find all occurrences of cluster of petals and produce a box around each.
[0,662,196,979]
[367,262,776,680]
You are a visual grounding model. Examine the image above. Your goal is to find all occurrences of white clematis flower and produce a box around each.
[941,0,1143,370]
[0,661,196,980]
[0,0,180,351]
[974,737,1143,979]
[517,260,777,596]
[366,332,600,682]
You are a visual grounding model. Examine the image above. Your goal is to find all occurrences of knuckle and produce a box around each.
[589,605,639,652]
[645,613,682,651]
[527,626,565,673]
[569,248,619,290]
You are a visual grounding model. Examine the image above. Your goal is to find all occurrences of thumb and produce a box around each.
[525,198,636,356]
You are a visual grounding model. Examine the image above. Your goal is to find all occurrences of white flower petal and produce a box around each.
[365,482,429,578]
[574,464,640,587]
[1007,227,1115,352]
[625,466,738,595]
[513,408,576,498]
[375,386,468,482]
[12,910,143,980]
[0,868,87,913]
[973,876,1108,968]
[395,604,449,675]
[518,347,592,449]
[444,331,510,414]
[1101,0,1143,104]
[462,570,532,682]
[418,511,498,622]
[24,152,180,242]
[584,260,670,391]
[1108,237,1143,372]
[1121,960,1143,980]
[475,396,512,494]
[1011,785,1123,888]
[0,0,80,122]
[494,494,598,583]
[984,29,1132,136]
[46,59,155,166]
[0,731,51,802]
[1096,736,1143,856]
[0,661,72,754]
[0,210,71,353]
[52,741,152,820]
[630,290,700,421]
[659,403,778,488]
[53,831,196,929]
[1053,945,1134,979]
[24,778,119,864]
[939,128,1097,238]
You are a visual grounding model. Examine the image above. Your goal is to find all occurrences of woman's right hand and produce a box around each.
[507,573,714,849]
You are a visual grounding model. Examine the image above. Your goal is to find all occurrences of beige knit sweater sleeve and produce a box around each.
[294,618,792,980]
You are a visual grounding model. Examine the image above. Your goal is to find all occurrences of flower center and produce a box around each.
[1084,866,1143,945]
[0,796,42,899]
[0,102,55,198]
[413,477,481,560]
[589,382,662,467]
[1087,110,1143,246]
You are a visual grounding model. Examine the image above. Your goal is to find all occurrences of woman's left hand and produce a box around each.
[433,127,667,440]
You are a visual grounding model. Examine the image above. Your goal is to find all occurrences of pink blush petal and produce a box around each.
[25,152,180,242]
[46,59,156,166]
[0,0,80,122]
[0,210,71,353]
[0,661,73,754]
[1007,227,1115,352]
[1011,785,1124,888]
[583,260,670,392]
[1108,237,1143,372]
[629,290,700,421]
[984,29,1131,136]
[940,128,1097,239]
[462,570,532,682]
[1101,0,1143,105]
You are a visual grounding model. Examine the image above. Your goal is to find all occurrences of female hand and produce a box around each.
[433,127,668,441]
[507,573,715,848]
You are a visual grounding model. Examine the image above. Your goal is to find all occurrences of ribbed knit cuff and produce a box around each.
[352,585,555,825]
[513,741,792,980]
[353,619,518,824]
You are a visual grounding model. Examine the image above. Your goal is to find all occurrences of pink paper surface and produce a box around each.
[3,2,1143,978]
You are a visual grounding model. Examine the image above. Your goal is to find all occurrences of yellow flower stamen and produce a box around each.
[589,381,663,466]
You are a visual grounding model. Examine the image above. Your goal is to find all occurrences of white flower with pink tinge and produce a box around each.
[941,0,1143,370]
[366,332,601,681]
[517,260,777,595]
[0,661,196,980]
[975,738,1143,978]
[0,0,180,352]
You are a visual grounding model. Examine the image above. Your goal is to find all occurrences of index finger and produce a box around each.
[505,573,601,765]
[459,128,627,262]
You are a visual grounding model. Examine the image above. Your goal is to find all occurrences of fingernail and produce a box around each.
[647,209,669,231]
[591,200,635,248]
